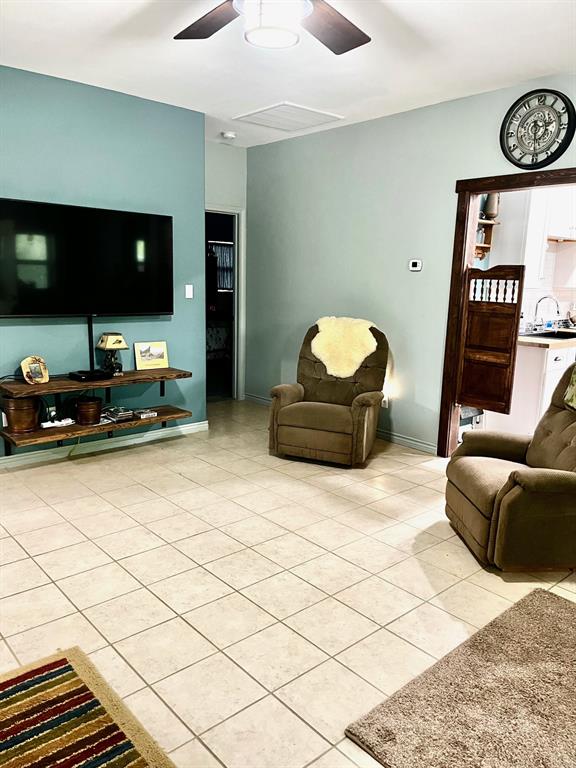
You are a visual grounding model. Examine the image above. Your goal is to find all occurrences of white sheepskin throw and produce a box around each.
[311,316,377,378]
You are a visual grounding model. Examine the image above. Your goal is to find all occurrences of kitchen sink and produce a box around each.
[525,330,576,339]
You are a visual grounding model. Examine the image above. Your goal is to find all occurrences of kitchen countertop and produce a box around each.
[518,333,576,349]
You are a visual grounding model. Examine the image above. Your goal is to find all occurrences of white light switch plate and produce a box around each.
[185,284,194,299]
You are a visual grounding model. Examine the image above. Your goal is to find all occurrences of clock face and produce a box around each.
[500,89,575,169]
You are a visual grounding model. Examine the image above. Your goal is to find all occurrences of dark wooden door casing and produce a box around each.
[456,266,525,413]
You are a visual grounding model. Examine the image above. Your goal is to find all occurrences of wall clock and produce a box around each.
[500,89,575,169]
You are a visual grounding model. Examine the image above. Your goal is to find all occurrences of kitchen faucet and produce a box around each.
[533,295,561,328]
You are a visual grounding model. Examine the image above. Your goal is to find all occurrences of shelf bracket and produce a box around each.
[160,381,166,398]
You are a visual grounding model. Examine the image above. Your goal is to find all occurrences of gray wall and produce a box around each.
[245,74,576,451]
[205,142,247,210]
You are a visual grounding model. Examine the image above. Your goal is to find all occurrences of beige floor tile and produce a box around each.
[367,495,424,521]
[150,568,232,612]
[57,563,140,608]
[226,623,327,690]
[337,628,434,695]
[336,576,422,626]
[388,467,441,485]
[155,653,266,733]
[52,495,118,521]
[225,458,266,477]
[204,549,282,589]
[424,477,447,492]
[405,509,454,539]
[175,530,245,564]
[169,487,225,512]
[245,468,289,488]
[366,456,411,474]
[120,545,196,585]
[84,588,175,642]
[0,538,28,565]
[34,541,111,579]
[300,493,360,516]
[254,532,324,568]
[0,506,64,535]
[299,520,364,550]
[0,487,44,514]
[73,509,138,538]
[0,584,75,636]
[116,617,216,683]
[558,572,576,594]
[95,527,164,559]
[375,522,440,554]
[221,516,286,546]
[467,569,549,601]
[101,485,161,508]
[293,553,370,594]
[193,499,255,527]
[16,523,86,556]
[387,603,477,658]
[363,474,416,495]
[263,504,324,531]
[280,659,384,744]
[89,646,145,697]
[286,598,378,655]
[207,477,260,499]
[241,572,325,619]
[122,498,185,524]
[430,581,513,628]
[416,539,482,578]
[0,559,49,598]
[34,481,94,506]
[379,557,460,599]
[396,486,445,509]
[0,640,18,674]
[8,613,106,663]
[334,508,398,535]
[335,483,392,505]
[170,740,221,768]
[335,538,407,573]
[203,696,329,768]
[125,687,193,751]
[141,474,199,497]
[550,585,576,603]
[146,512,212,542]
[184,593,276,648]
[234,489,287,513]
[179,465,235,485]
[306,473,358,491]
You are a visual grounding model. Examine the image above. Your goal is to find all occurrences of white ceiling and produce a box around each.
[1,0,574,147]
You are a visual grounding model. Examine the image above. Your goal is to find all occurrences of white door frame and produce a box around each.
[205,206,246,400]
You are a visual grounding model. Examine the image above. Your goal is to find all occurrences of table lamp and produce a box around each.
[96,333,129,376]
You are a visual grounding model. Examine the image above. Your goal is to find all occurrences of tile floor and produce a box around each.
[0,400,574,768]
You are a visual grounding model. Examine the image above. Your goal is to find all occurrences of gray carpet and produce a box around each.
[346,589,576,768]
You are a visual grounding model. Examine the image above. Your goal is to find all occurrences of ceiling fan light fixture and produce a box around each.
[233,0,313,49]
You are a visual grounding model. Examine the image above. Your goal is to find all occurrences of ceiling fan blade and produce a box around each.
[174,0,239,40]
[302,0,371,55]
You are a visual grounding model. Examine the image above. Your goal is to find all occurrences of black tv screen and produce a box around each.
[0,199,173,317]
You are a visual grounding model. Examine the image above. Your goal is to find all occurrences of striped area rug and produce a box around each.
[0,647,174,767]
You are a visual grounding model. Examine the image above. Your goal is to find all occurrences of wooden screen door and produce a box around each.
[456,265,525,413]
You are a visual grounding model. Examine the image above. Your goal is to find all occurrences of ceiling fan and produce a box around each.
[174,0,371,54]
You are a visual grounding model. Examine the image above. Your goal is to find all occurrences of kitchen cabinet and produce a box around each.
[546,186,576,242]
[483,340,576,435]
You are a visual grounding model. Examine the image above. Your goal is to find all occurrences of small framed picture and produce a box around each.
[21,355,49,384]
[134,341,169,370]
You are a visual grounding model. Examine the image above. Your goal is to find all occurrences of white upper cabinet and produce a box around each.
[546,187,576,241]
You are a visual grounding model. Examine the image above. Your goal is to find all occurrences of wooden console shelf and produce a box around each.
[0,367,193,456]
[1,405,192,449]
[0,368,191,398]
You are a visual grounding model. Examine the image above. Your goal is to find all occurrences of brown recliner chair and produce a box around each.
[446,363,576,571]
[269,320,388,466]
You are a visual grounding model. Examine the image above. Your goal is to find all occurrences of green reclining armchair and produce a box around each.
[446,363,576,571]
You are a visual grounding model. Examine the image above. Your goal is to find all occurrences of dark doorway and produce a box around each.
[206,211,236,401]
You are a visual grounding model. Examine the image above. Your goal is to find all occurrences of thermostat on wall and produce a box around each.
[409,259,423,272]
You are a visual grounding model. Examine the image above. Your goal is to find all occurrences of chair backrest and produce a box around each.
[526,362,576,472]
[297,320,388,406]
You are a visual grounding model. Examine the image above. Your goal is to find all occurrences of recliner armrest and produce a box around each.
[352,391,384,409]
[508,467,576,494]
[270,383,304,408]
[452,431,531,462]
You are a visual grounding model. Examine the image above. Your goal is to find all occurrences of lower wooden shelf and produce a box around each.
[1,405,192,449]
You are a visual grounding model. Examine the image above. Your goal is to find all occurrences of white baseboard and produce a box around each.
[377,429,436,455]
[0,421,209,470]
[245,393,272,406]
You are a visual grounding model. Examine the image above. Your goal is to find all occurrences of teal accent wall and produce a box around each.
[0,66,205,451]
[246,74,576,451]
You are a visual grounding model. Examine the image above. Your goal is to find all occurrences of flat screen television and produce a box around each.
[0,198,173,317]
